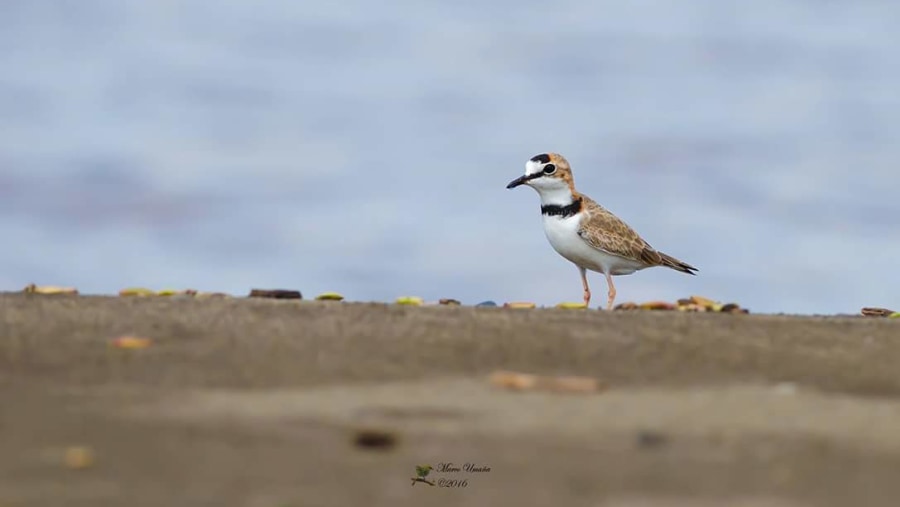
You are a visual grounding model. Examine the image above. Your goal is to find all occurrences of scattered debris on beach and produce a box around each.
[395,296,424,306]
[861,307,900,318]
[14,286,757,314]
[315,292,344,301]
[119,287,156,296]
[488,370,604,394]
[63,446,95,470]
[18,288,896,318]
[615,295,749,314]
[22,283,78,295]
[353,428,397,451]
[119,287,197,297]
[110,336,153,349]
[556,302,588,309]
[194,291,231,298]
[156,288,197,297]
[248,289,302,299]
[504,301,536,309]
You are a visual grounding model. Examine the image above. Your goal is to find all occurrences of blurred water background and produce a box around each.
[1,1,898,314]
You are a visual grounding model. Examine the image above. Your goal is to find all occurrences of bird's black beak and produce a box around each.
[506,174,534,189]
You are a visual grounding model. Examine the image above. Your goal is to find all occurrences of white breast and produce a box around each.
[541,214,645,276]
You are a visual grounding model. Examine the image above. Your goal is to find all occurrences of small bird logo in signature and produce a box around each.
[411,465,435,486]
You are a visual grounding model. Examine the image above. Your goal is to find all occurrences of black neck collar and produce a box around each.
[541,198,582,218]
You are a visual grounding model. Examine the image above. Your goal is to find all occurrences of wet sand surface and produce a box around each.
[1,293,899,507]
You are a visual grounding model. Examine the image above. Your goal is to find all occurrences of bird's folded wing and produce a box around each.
[576,202,663,265]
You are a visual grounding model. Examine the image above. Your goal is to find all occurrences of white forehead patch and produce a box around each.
[525,159,543,176]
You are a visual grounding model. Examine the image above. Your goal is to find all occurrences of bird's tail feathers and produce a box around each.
[658,252,698,275]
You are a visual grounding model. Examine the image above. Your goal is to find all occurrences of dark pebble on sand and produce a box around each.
[636,430,668,449]
[353,429,397,451]
[721,303,749,314]
[248,289,303,300]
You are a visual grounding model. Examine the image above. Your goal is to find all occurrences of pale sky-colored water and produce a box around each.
[1,1,898,314]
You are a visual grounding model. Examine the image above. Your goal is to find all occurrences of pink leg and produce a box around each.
[604,271,617,310]
[579,267,591,306]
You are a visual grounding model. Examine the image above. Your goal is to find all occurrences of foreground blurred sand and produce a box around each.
[1,293,899,507]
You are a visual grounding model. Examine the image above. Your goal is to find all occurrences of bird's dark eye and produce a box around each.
[542,164,556,175]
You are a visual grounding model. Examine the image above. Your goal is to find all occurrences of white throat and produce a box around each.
[533,184,576,207]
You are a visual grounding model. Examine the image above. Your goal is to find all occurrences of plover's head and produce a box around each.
[506,153,575,194]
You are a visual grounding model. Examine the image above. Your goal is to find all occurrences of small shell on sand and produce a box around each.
[488,370,604,394]
[23,284,79,295]
[555,302,587,309]
[504,302,536,309]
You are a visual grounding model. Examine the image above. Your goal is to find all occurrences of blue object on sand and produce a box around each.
[476,300,497,307]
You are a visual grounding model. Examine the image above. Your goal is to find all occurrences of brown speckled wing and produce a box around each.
[576,196,663,266]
